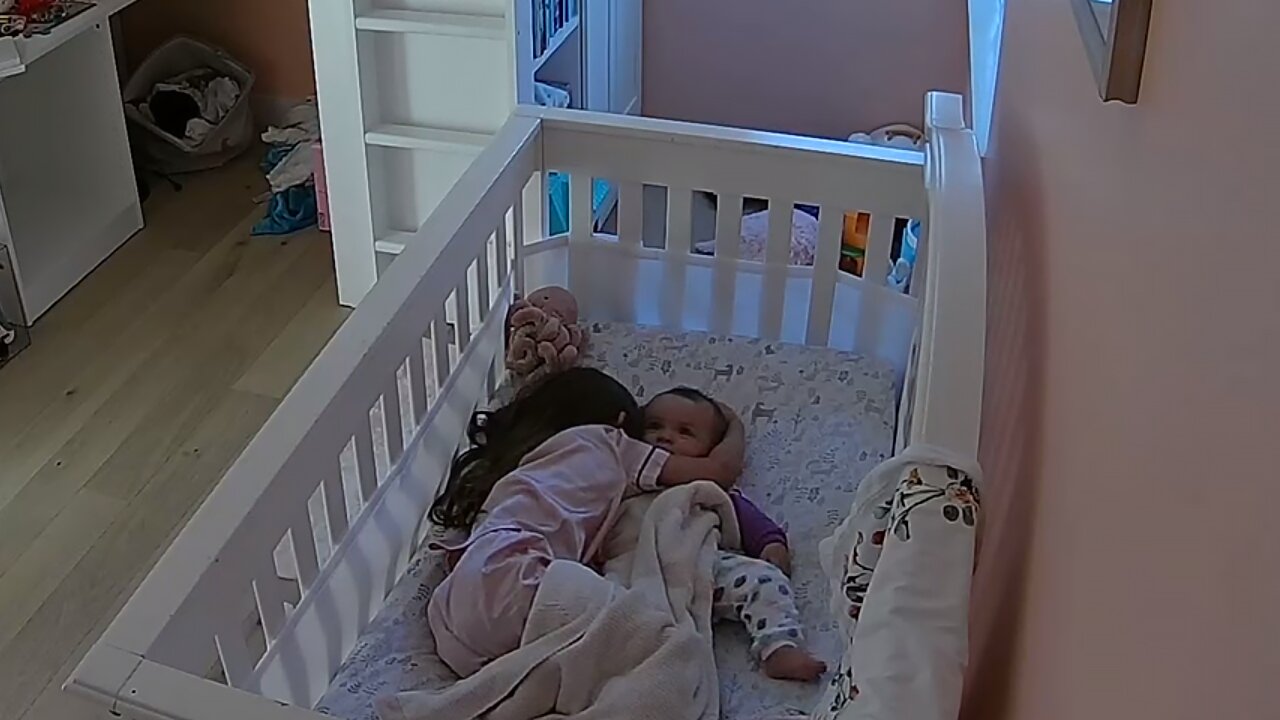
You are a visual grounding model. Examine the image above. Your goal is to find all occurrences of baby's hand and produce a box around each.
[761,542,792,577]
[717,401,741,426]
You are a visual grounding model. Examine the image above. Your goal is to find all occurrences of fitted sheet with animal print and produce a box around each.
[315,322,898,720]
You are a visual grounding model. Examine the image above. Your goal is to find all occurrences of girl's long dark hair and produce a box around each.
[429,367,643,529]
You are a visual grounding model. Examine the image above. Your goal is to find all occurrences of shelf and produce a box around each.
[374,233,410,256]
[354,9,506,40]
[532,15,579,74]
[365,124,492,153]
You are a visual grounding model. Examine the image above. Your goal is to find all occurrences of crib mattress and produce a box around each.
[315,323,898,720]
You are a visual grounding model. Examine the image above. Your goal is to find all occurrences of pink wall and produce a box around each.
[121,0,316,101]
[966,0,1280,718]
[642,0,969,138]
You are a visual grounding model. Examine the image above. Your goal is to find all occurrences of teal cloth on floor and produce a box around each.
[253,143,318,236]
[253,184,317,236]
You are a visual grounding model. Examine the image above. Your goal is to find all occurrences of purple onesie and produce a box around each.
[729,490,787,557]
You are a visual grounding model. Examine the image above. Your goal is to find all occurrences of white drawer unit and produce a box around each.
[0,1,143,323]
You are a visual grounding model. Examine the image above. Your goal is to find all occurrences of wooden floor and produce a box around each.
[0,155,349,719]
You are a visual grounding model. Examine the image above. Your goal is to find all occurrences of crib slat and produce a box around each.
[512,195,525,294]
[321,468,348,545]
[382,378,405,466]
[759,200,794,340]
[253,557,287,644]
[806,210,844,347]
[354,421,379,502]
[618,181,643,247]
[864,213,896,288]
[569,173,593,305]
[711,193,742,335]
[485,353,499,400]
[615,181,643,323]
[431,307,452,388]
[910,217,928,299]
[476,238,492,321]
[496,213,510,279]
[854,214,899,351]
[666,187,693,255]
[407,337,429,426]
[214,617,254,688]
[454,282,473,353]
[288,507,320,591]
[661,187,693,328]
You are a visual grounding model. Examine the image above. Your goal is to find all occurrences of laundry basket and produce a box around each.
[124,36,256,173]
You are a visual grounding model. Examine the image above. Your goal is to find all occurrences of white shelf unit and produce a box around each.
[312,0,642,307]
[310,0,518,307]
[519,0,640,114]
[531,14,579,74]
[353,9,508,37]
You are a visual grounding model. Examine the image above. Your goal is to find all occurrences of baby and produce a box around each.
[644,388,827,681]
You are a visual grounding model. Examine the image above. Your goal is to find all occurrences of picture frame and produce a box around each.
[1069,0,1153,103]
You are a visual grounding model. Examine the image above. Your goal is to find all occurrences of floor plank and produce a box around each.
[0,154,263,449]
[0,248,197,508]
[0,227,312,576]
[234,277,346,399]
[0,214,274,482]
[0,389,279,716]
[0,489,124,650]
[0,157,348,720]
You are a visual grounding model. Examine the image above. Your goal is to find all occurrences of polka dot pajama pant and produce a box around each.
[712,551,804,661]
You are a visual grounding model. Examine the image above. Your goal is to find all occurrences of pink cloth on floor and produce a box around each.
[427,425,669,677]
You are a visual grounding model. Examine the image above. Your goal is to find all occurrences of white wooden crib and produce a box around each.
[65,91,985,719]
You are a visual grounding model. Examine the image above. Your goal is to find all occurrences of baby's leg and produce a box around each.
[713,552,825,681]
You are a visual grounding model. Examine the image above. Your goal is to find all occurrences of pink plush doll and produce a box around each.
[505,286,588,385]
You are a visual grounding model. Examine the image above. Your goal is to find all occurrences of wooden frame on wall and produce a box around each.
[1069,0,1153,103]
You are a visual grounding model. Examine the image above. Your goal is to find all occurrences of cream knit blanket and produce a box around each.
[377,481,739,720]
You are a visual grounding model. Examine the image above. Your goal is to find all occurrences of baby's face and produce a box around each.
[644,395,718,458]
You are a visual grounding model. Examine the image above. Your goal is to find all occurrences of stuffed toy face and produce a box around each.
[523,286,579,324]
[504,286,587,385]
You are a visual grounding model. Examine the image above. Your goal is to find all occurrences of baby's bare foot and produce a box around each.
[762,646,826,682]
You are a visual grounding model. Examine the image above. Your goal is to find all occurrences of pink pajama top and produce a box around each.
[427,425,669,677]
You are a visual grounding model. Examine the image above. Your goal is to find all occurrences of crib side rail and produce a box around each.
[899,92,988,457]
[67,115,544,717]
[522,106,928,358]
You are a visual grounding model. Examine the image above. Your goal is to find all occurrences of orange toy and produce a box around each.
[840,212,871,277]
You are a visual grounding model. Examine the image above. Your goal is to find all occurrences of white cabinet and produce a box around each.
[0,5,142,322]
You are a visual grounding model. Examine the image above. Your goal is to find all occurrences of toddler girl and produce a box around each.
[645,388,826,681]
[426,368,741,677]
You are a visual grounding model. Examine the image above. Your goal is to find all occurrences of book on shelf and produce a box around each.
[533,0,578,61]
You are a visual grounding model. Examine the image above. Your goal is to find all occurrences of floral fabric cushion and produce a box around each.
[813,453,981,720]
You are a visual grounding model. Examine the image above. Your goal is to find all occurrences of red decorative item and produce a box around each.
[17,0,55,15]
